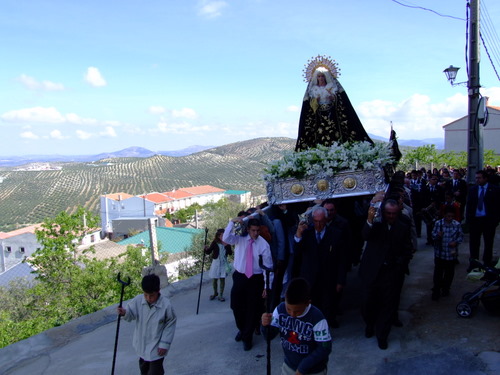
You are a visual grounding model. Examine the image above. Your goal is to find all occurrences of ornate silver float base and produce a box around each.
[266,168,387,204]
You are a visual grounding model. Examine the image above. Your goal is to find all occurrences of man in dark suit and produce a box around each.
[358,199,413,350]
[294,206,347,328]
[465,170,500,266]
[447,170,468,220]
[421,174,445,245]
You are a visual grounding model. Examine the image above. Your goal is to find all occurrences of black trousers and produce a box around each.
[230,271,264,344]
[362,265,403,341]
[469,216,497,265]
[426,221,435,244]
[312,281,341,326]
[413,210,422,237]
[433,257,455,293]
[139,358,164,375]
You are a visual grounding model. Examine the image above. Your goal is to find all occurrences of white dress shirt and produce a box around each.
[223,221,274,284]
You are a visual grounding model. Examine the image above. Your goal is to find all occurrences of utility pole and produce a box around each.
[467,0,483,184]
[148,218,159,265]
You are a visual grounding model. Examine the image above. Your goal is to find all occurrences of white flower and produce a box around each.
[263,141,394,181]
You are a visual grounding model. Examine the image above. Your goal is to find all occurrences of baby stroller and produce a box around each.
[456,259,500,318]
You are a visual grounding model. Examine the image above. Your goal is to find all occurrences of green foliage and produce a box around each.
[436,150,467,169]
[399,146,497,171]
[115,245,151,300]
[0,208,148,348]
[400,144,439,170]
[166,203,202,223]
[484,149,500,167]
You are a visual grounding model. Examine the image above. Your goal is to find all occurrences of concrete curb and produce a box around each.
[0,272,210,374]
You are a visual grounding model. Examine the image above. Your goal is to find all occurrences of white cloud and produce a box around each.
[2,107,66,123]
[197,0,227,18]
[481,87,500,106]
[84,67,107,87]
[154,119,210,134]
[212,119,297,141]
[171,107,198,119]
[261,121,296,138]
[20,131,39,139]
[103,120,121,127]
[66,113,99,125]
[50,129,68,140]
[42,81,65,91]
[100,126,117,137]
[18,74,65,91]
[356,93,470,140]
[149,106,166,114]
[121,123,146,135]
[286,105,300,113]
[76,130,93,140]
[1,107,106,127]
[75,126,117,140]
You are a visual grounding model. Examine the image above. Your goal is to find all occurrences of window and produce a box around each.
[5,246,12,252]
[19,247,26,253]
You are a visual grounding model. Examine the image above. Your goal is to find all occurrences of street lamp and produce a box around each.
[443,65,467,86]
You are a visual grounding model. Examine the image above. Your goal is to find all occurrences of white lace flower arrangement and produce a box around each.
[263,141,394,182]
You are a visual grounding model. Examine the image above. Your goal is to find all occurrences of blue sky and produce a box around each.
[1,0,500,156]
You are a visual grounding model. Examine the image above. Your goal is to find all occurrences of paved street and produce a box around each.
[1,233,499,375]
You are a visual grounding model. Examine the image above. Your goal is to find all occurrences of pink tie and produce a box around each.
[245,238,254,278]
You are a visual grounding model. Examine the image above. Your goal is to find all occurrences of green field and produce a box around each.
[0,137,295,232]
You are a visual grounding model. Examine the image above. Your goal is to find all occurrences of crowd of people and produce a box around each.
[118,166,500,374]
[216,166,500,357]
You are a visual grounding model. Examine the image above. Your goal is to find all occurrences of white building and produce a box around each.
[100,193,155,234]
[0,224,41,274]
[443,105,500,153]
[224,190,252,205]
[168,185,225,208]
[100,186,225,237]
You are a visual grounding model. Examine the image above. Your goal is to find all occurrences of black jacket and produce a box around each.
[358,218,413,286]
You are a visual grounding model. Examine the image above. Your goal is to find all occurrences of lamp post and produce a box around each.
[443,0,482,185]
[443,66,466,86]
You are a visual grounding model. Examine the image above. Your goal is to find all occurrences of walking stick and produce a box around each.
[111,273,131,375]
[196,228,209,315]
[259,255,274,375]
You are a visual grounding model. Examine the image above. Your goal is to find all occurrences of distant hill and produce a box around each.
[159,145,214,157]
[0,136,444,168]
[398,138,444,149]
[368,133,444,149]
[0,137,294,231]
[0,145,215,168]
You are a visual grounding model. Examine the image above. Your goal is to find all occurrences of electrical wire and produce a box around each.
[390,0,465,20]
[481,6,500,65]
[480,33,500,82]
[390,0,500,84]
[481,0,500,62]
[480,0,500,83]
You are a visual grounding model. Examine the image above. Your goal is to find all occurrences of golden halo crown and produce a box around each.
[303,55,340,82]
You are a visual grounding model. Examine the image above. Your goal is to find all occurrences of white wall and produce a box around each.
[100,196,155,234]
[0,233,40,272]
[444,109,500,153]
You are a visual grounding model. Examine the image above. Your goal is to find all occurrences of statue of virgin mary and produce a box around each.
[295,56,373,151]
